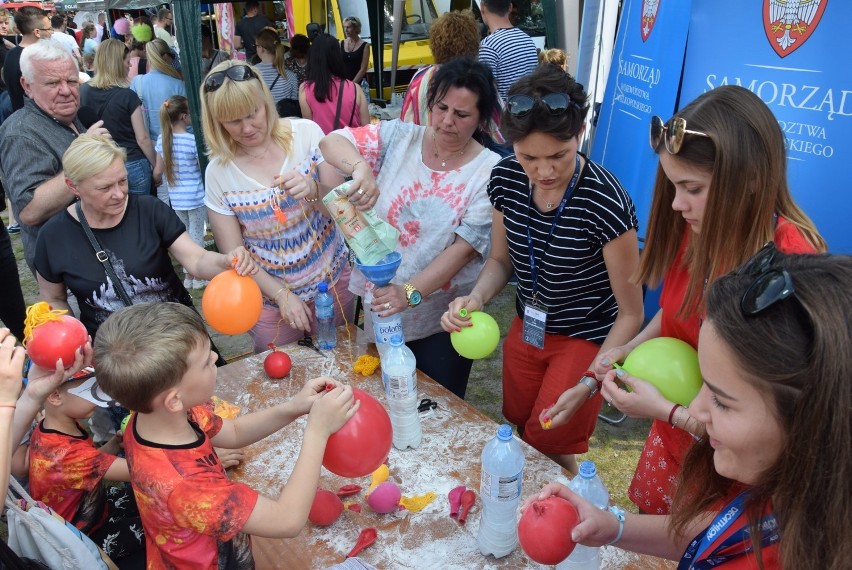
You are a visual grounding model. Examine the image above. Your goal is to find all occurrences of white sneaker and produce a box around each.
[183,277,193,289]
[193,279,209,289]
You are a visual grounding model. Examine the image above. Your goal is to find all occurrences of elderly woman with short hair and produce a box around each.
[33,134,255,339]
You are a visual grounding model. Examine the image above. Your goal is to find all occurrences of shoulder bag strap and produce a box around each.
[270,73,280,90]
[348,81,358,126]
[332,78,346,131]
[75,201,134,307]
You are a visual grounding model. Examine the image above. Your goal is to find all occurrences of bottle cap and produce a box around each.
[497,424,513,440]
[579,460,597,479]
[318,282,329,293]
[390,335,403,346]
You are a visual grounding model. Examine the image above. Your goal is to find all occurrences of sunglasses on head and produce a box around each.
[506,93,579,118]
[203,65,259,93]
[736,242,796,316]
[649,115,711,154]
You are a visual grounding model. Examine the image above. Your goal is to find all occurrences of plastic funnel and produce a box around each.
[355,251,402,287]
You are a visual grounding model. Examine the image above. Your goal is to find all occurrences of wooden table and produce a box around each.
[216,326,675,570]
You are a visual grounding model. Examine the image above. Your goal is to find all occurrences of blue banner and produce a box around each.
[680,0,851,252]
[590,0,693,238]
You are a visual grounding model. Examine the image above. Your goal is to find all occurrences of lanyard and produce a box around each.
[526,154,581,302]
[677,492,780,569]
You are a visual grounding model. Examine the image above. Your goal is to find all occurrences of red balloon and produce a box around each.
[308,489,344,526]
[518,496,580,565]
[201,270,262,335]
[26,315,88,369]
[263,351,291,379]
[323,388,392,478]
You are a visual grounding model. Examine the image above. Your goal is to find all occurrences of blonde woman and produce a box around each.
[201,61,373,351]
[255,27,297,104]
[130,38,184,143]
[80,39,155,195]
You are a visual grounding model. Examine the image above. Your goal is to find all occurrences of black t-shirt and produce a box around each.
[34,195,187,337]
[235,14,272,61]
[488,154,638,342]
[3,46,24,110]
[79,85,146,162]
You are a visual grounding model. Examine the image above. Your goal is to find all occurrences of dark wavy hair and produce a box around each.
[672,252,852,570]
[305,33,347,102]
[500,64,589,143]
[426,57,499,137]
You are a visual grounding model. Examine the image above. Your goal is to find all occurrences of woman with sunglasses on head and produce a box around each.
[441,64,644,473]
[319,57,502,399]
[596,84,825,514]
[202,61,366,353]
[528,250,851,570]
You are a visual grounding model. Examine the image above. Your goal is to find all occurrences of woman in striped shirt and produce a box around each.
[443,65,644,474]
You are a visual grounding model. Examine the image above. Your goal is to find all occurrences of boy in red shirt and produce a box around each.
[27,374,145,567]
[94,302,358,569]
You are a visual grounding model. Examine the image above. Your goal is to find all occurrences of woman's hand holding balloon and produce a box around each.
[523,483,619,547]
[601,368,672,421]
[345,161,378,211]
[441,294,482,332]
[277,290,311,333]
[372,284,407,318]
[538,384,589,429]
[594,344,633,378]
[276,170,317,202]
[227,246,259,276]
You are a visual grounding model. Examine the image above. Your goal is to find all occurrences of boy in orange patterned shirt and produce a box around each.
[94,303,359,570]
[28,374,146,567]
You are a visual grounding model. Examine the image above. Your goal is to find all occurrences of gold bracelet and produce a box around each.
[273,287,290,304]
[304,178,320,203]
[349,159,363,174]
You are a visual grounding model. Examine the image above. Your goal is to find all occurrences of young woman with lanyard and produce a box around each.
[442,64,644,474]
[526,251,852,569]
[592,85,825,514]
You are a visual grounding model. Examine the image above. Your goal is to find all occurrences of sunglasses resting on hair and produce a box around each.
[649,115,710,154]
[506,93,581,117]
[204,65,259,93]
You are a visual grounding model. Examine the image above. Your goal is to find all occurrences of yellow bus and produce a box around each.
[285,0,440,100]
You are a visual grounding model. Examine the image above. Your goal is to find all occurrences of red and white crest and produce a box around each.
[763,0,827,57]
[641,0,661,42]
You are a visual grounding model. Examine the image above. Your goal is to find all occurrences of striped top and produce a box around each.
[155,133,204,210]
[256,62,299,103]
[479,27,539,99]
[488,155,638,342]
[204,119,347,303]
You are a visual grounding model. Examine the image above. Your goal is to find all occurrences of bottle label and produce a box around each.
[374,319,403,346]
[383,371,415,399]
[481,469,522,502]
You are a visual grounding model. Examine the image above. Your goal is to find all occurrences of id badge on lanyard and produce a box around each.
[523,299,547,349]
[522,155,581,350]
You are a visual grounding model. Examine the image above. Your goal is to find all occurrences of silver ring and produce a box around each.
[289,321,296,327]
[384,302,392,310]
[357,189,365,196]
[608,398,613,406]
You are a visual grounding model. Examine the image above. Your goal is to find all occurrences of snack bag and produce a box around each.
[322,182,399,265]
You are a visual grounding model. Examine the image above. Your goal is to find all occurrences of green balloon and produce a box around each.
[621,337,703,406]
[450,311,500,360]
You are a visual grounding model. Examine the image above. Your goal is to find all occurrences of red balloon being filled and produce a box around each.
[201,270,262,335]
[518,496,580,565]
[263,350,292,379]
[26,315,88,369]
[323,388,392,478]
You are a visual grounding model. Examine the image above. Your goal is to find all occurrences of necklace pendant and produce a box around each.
[441,158,447,168]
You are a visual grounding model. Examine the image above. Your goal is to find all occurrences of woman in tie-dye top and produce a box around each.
[201,61,377,351]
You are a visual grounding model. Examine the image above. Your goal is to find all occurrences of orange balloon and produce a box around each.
[201,270,262,335]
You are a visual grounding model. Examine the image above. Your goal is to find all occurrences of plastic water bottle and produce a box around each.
[381,335,421,450]
[477,424,525,559]
[558,460,610,569]
[315,282,336,350]
[372,305,404,358]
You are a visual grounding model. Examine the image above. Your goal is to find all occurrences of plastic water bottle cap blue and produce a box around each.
[579,460,597,479]
[497,424,513,440]
[318,282,329,293]
[390,335,403,346]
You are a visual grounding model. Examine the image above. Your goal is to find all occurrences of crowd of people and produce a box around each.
[0,0,848,568]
